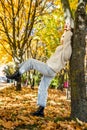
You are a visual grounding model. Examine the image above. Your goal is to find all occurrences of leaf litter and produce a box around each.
[0,85,87,130]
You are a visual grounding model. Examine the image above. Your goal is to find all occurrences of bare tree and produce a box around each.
[0,0,55,90]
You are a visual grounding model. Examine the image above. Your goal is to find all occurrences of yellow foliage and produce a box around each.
[0,0,81,64]
[0,44,12,64]
[69,0,78,10]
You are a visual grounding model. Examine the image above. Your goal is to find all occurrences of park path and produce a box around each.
[0,83,13,90]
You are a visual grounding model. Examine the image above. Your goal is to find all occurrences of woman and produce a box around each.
[7,24,73,117]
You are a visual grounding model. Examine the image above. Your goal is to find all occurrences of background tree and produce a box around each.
[0,0,56,90]
[0,0,39,90]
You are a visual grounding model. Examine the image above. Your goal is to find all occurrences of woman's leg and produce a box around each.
[7,58,56,117]
[37,75,55,107]
[19,58,55,77]
[7,58,55,80]
[19,58,56,116]
[31,74,56,117]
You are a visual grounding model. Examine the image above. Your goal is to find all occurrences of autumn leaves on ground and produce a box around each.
[0,85,87,130]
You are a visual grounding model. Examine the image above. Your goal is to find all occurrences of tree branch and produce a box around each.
[61,0,74,28]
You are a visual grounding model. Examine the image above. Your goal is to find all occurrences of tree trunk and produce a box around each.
[70,2,87,122]
[15,77,21,91]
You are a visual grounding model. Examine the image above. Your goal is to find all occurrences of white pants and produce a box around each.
[19,58,56,107]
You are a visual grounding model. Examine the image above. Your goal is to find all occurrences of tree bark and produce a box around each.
[70,2,87,122]
[16,77,21,91]
[61,0,74,28]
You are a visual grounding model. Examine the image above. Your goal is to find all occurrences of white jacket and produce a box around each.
[47,30,73,73]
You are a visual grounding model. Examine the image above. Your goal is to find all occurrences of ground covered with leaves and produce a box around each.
[0,85,87,130]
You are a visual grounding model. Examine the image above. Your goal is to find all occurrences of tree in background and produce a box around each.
[0,0,56,90]
[0,0,51,62]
